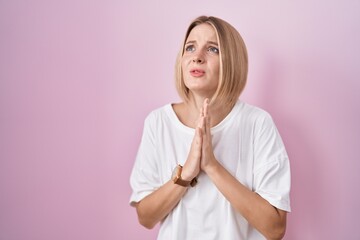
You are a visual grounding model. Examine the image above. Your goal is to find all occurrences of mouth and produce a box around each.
[190,69,205,77]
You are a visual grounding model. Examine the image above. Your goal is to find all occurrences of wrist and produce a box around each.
[181,167,195,181]
[172,165,197,187]
[203,157,219,175]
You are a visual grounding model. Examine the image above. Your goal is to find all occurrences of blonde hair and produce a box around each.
[175,16,248,108]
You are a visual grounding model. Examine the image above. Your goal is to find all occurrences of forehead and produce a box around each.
[186,23,218,43]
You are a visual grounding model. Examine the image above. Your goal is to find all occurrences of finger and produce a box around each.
[204,115,209,137]
[198,127,203,141]
[204,115,212,143]
[196,107,203,128]
[203,98,209,117]
[201,116,206,134]
[206,114,211,129]
[195,127,203,147]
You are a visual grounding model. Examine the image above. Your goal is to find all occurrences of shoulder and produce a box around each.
[142,103,176,133]
[236,101,273,124]
[230,101,280,140]
[144,104,171,122]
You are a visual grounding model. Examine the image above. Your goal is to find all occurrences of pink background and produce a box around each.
[1,1,359,239]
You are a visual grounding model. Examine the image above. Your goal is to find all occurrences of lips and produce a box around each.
[190,69,205,77]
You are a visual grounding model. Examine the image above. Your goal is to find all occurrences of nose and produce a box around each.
[192,57,203,63]
[192,52,204,64]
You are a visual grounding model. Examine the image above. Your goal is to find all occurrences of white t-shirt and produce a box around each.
[130,100,291,240]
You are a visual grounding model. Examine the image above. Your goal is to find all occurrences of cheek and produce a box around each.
[181,57,190,75]
[181,55,190,65]
[210,60,220,75]
[181,63,186,77]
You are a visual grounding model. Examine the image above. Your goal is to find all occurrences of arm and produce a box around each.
[135,125,203,229]
[200,100,287,240]
[134,180,188,229]
[204,162,287,240]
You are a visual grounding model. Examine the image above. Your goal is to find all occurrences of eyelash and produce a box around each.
[185,45,196,52]
[185,45,219,54]
[208,46,219,54]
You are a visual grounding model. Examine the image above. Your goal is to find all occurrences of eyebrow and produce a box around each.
[185,40,219,46]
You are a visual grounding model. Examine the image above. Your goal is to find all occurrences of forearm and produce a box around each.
[135,180,187,229]
[205,161,287,240]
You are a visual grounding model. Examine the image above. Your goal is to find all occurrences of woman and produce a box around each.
[130,16,291,240]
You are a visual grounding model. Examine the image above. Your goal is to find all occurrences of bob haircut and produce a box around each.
[175,16,248,108]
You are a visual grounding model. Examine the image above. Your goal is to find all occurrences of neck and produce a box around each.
[185,94,233,128]
[187,94,208,112]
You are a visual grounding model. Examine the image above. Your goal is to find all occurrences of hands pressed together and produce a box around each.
[182,98,218,181]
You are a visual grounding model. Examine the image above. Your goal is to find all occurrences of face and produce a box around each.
[181,23,220,98]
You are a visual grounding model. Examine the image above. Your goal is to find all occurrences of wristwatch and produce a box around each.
[172,164,197,187]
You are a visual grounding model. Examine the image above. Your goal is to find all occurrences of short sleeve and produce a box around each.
[129,113,161,206]
[253,112,291,212]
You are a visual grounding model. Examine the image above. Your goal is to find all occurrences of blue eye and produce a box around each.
[185,45,195,52]
[208,46,219,54]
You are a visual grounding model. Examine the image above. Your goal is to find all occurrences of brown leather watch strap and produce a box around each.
[172,165,197,187]
[176,178,192,186]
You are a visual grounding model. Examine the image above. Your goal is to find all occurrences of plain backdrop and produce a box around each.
[1,0,359,239]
